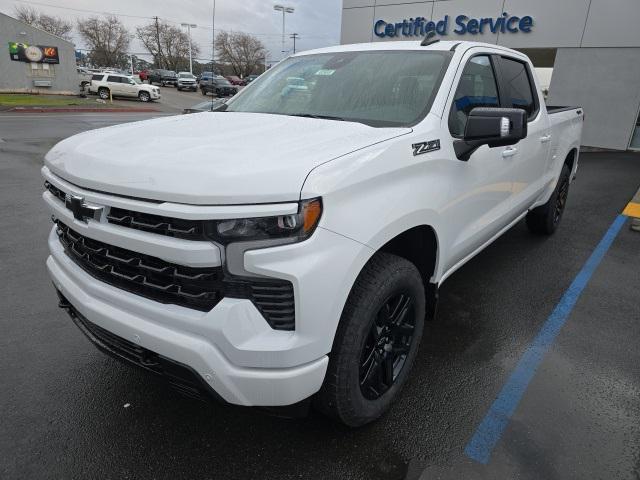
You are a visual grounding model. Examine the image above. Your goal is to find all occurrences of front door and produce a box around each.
[441,54,521,274]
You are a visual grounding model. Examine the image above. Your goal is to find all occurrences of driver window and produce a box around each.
[448,56,500,137]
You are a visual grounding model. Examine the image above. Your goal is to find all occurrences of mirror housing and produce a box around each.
[454,107,527,161]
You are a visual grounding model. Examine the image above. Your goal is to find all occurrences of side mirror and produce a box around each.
[454,107,527,161]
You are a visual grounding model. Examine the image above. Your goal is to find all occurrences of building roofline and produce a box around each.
[0,11,75,47]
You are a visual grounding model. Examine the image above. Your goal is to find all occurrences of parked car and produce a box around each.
[182,98,228,114]
[225,75,246,86]
[148,69,178,87]
[42,41,583,427]
[176,72,198,91]
[197,71,217,83]
[200,76,236,97]
[77,67,92,87]
[245,74,260,83]
[88,73,160,102]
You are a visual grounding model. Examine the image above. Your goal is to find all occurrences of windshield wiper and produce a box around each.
[288,113,346,122]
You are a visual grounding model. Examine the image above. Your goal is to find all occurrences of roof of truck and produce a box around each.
[293,40,520,57]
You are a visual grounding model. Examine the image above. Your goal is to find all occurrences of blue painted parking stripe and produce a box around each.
[464,214,628,465]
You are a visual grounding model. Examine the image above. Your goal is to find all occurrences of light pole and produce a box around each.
[274,5,294,60]
[289,33,299,54]
[180,23,197,74]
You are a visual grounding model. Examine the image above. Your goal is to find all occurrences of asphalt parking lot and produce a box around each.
[1,112,639,480]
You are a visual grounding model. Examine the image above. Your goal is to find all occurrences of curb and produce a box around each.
[8,107,159,113]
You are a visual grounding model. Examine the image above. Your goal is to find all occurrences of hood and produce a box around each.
[45,112,410,205]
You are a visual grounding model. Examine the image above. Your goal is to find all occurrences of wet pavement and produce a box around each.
[1,112,639,480]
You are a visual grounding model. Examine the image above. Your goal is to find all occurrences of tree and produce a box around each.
[136,20,200,71]
[76,16,131,68]
[215,32,266,77]
[14,6,73,41]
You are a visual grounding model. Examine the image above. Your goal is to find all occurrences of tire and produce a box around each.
[526,163,571,235]
[315,252,426,427]
[98,88,110,100]
[138,91,151,103]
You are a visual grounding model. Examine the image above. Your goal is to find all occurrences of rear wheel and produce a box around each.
[98,88,109,100]
[526,163,571,235]
[315,252,425,427]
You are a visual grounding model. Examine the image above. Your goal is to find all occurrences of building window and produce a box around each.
[28,63,55,78]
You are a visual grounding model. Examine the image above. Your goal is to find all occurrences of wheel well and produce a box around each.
[564,149,577,172]
[379,225,438,286]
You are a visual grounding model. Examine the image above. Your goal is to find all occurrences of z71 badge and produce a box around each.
[412,139,440,156]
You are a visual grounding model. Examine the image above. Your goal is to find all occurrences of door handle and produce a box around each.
[540,134,552,143]
[502,147,518,158]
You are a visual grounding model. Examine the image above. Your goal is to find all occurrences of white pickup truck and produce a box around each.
[43,40,583,426]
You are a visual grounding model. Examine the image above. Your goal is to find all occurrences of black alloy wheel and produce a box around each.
[360,293,416,400]
[554,175,570,225]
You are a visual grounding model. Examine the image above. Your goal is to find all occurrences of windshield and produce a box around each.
[226,50,450,127]
[132,77,142,84]
[217,78,231,85]
[178,73,195,79]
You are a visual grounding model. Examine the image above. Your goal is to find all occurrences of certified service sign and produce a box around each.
[8,42,60,64]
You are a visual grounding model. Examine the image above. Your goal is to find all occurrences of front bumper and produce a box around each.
[46,220,371,407]
[178,83,197,89]
[47,237,329,406]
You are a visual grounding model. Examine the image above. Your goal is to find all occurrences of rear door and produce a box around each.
[106,75,124,95]
[494,55,551,211]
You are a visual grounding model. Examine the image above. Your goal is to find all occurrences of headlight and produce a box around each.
[207,198,322,245]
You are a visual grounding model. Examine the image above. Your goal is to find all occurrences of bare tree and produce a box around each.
[14,5,73,41]
[77,16,131,68]
[215,32,266,77]
[136,20,200,71]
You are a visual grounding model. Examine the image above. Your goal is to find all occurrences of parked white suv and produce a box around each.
[89,73,160,102]
[43,41,582,426]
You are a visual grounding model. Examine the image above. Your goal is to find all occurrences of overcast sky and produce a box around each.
[0,0,342,64]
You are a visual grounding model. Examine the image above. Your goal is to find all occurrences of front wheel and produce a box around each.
[526,163,571,235]
[138,91,151,102]
[315,252,425,427]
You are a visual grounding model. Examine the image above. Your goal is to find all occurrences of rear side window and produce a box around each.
[498,57,536,118]
[107,76,122,83]
[448,55,500,137]
[91,74,103,81]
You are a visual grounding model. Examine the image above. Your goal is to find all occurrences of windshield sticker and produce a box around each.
[315,69,335,76]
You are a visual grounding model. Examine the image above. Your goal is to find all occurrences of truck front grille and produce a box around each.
[55,221,296,329]
[56,221,223,311]
[107,207,206,241]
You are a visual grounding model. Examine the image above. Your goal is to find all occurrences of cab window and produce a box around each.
[448,55,500,137]
[498,57,537,119]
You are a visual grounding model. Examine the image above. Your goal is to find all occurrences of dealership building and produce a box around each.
[0,12,78,95]
[341,0,640,151]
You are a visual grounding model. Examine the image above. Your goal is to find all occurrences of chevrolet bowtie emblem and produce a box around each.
[65,194,103,222]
